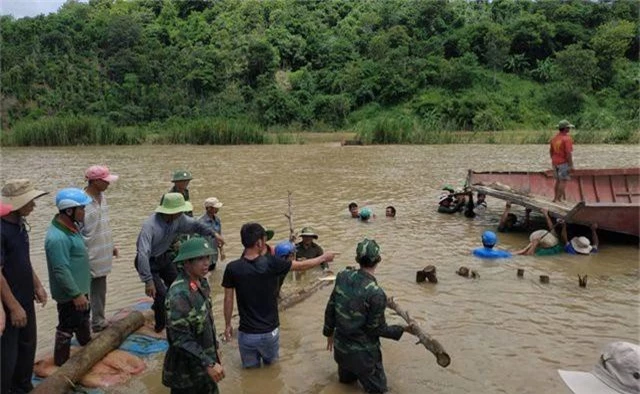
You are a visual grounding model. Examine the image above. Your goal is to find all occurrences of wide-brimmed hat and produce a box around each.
[172,170,193,182]
[1,179,48,211]
[156,192,193,215]
[204,197,223,209]
[558,341,640,394]
[0,202,13,216]
[173,237,215,263]
[558,119,575,130]
[85,165,118,183]
[300,227,318,239]
[571,236,592,254]
[529,230,559,248]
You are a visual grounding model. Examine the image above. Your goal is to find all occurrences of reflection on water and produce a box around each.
[1,144,639,393]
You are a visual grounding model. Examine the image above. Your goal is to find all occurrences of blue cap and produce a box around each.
[360,207,372,219]
[482,231,497,246]
[274,241,296,259]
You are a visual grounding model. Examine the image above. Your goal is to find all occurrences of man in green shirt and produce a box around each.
[163,237,224,394]
[45,188,93,366]
[323,238,414,393]
[295,227,325,269]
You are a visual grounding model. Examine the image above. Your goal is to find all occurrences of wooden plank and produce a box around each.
[471,185,573,218]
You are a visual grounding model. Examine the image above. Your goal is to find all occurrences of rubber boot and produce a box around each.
[54,330,73,366]
[76,318,92,346]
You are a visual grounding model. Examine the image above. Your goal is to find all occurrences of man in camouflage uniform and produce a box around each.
[163,237,224,394]
[323,238,412,393]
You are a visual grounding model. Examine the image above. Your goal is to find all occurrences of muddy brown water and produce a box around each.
[1,144,639,394]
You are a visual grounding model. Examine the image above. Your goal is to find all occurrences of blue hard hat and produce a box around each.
[274,241,296,259]
[482,230,497,246]
[55,188,92,210]
[359,207,372,219]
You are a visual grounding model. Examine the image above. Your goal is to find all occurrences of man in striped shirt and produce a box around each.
[82,165,119,333]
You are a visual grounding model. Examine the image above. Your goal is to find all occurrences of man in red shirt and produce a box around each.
[549,119,574,202]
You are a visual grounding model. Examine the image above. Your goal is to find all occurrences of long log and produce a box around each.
[386,297,451,368]
[278,279,331,311]
[32,310,146,394]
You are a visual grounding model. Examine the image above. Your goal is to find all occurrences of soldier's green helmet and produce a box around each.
[173,236,215,264]
[172,170,193,182]
[356,238,381,266]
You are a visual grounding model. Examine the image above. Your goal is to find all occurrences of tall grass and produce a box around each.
[160,118,266,145]
[5,116,140,146]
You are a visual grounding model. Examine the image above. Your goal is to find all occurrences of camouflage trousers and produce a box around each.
[336,348,388,393]
[170,379,218,394]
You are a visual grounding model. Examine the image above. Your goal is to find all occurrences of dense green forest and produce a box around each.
[1,0,638,145]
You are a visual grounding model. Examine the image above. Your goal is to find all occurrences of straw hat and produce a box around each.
[529,230,559,248]
[570,236,593,254]
[1,179,48,211]
[204,197,223,209]
[156,193,193,215]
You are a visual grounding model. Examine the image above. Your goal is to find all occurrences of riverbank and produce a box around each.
[1,116,638,146]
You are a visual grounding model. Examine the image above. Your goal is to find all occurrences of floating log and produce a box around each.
[32,310,145,394]
[386,297,450,368]
[456,266,470,278]
[578,274,588,288]
[539,275,550,284]
[278,279,332,311]
[517,269,525,277]
[341,139,364,146]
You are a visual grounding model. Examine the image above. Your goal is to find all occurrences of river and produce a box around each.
[1,143,639,393]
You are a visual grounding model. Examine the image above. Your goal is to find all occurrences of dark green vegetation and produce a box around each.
[1,0,638,145]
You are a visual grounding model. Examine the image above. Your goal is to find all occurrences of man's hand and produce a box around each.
[541,208,548,216]
[220,247,226,262]
[145,282,156,299]
[224,325,233,342]
[505,202,511,209]
[206,363,225,383]
[326,335,334,352]
[0,304,6,335]
[215,234,225,247]
[73,294,89,311]
[322,252,338,264]
[404,322,419,335]
[9,304,27,328]
[34,286,48,307]
[590,223,598,231]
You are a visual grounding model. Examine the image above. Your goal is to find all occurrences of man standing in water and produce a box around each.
[82,165,119,333]
[1,180,49,392]
[199,197,225,271]
[163,237,224,394]
[550,119,575,202]
[45,188,93,366]
[136,193,224,332]
[323,239,414,393]
[222,222,335,368]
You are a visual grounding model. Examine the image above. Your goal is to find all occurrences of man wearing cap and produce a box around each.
[163,237,225,394]
[296,227,326,270]
[472,231,512,259]
[550,119,575,203]
[169,170,193,217]
[561,221,599,255]
[558,341,639,394]
[222,222,335,368]
[136,192,224,332]
[45,188,94,366]
[0,180,48,393]
[199,197,225,271]
[81,165,119,333]
[323,239,414,393]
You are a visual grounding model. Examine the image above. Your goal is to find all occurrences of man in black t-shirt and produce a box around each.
[222,222,335,368]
